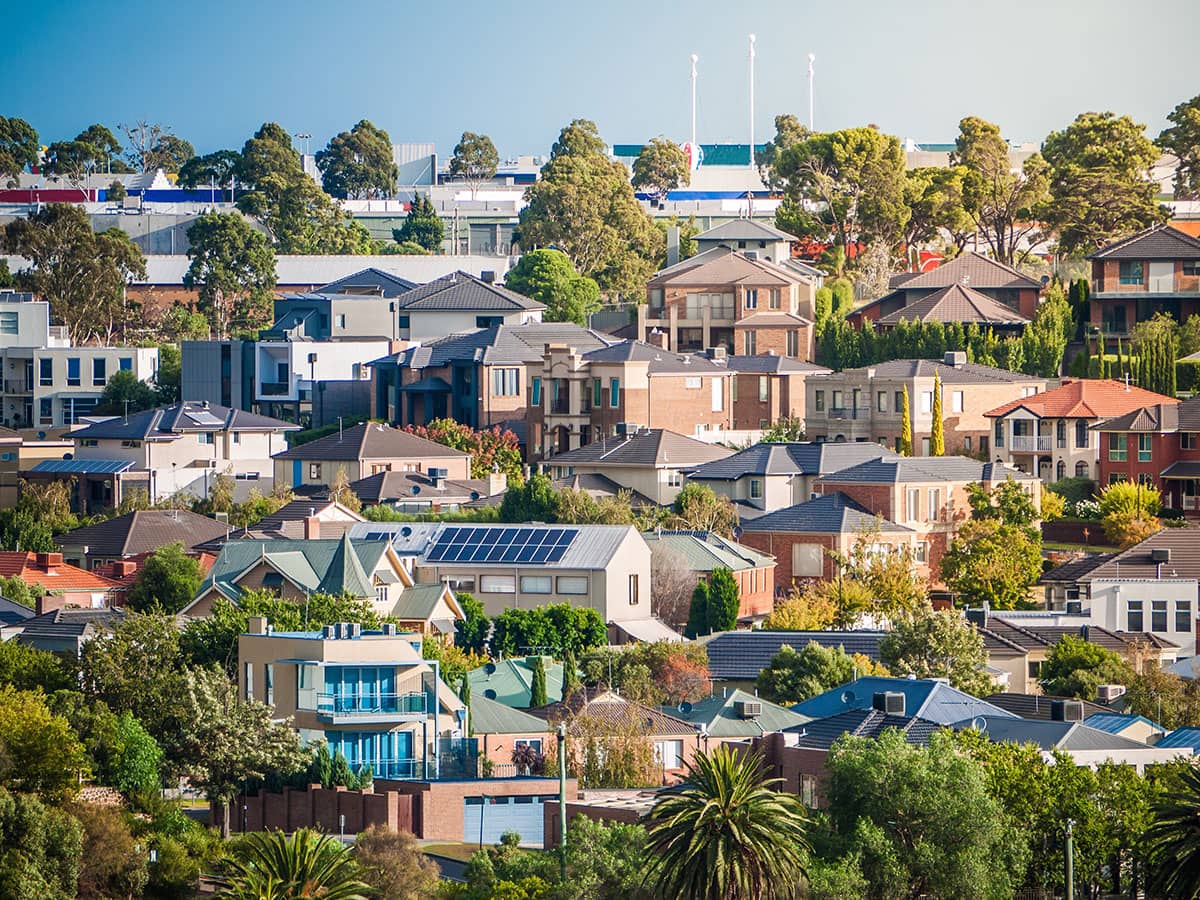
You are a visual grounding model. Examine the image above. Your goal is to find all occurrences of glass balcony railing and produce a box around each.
[316,691,427,717]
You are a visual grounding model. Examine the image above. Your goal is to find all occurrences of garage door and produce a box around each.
[463,794,556,845]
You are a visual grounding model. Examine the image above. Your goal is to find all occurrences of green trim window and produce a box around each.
[593,377,602,409]
[1119,261,1143,285]
[531,377,541,405]
[1138,433,1152,462]
[609,377,619,408]
[1109,433,1127,462]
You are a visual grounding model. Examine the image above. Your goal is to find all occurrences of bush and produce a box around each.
[1047,476,1095,504]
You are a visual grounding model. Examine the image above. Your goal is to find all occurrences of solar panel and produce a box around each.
[515,546,536,563]
[426,526,580,565]
[546,546,568,563]
[185,411,225,426]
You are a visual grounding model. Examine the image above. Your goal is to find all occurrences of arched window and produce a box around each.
[1075,461,1089,478]
[1057,460,1066,481]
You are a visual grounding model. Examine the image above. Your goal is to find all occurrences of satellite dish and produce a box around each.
[411,485,421,495]
[400,526,412,537]
[63,452,73,460]
[732,526,743,539]
[678,701,693,716]
[484,662,497,675]
[970,716,987,732]
[841,690,856,704]
[470,491,480,501]
[483,689,497,700]
[37,431,46,440]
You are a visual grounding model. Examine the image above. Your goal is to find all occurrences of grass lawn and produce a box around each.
[1043,541,1118,553]
[422,841,483,862]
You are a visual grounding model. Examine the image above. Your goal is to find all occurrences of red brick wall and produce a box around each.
[734,565,776,617]
[379,777,578,843]
[740,531,840,589]
[1098,432,1182,493]
[218,785,411,836]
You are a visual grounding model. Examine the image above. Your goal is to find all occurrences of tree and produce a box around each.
[503,248,601,325]
[125,542,202,613]
[393,195,444,252]
[3,204,147,344]
[176,149,241,192]
[449,132,500,199]
[489,605,606,659]
[951,116,1050,265]
[1039,634,1134,699]
[1020,281,1073,378]
[930,372,944,456]
[518,119,662,299]
[757,114,810,189]
[108,710,163,796]
[43,139,103,187]
[670,482,737,537]
[705,568,740,633]
[580,642,709,706]
[1144,763,1200,900]
[0,116,38,185]
[93,368,157,416]
[454,593,490,655]
[1159,94,1200,200]
[529,655,548,707]
[499,471,557,523]
[631,137,690,202]
[1132,311,1177,397]
[0,787,83,899]
[1042,111,1168,256]
[75,124,126,171]
[652,546,701,630]
[902,165,973,254]
[318,120,398,200]
[942,481,1043,609]
[645,745,809,900]
[183,211,276,338]
[120,121,192,172]
[756,642,857,705]
[880,603,992,696]
[899,385,912,455]
[0,478,78,552]
[71,801,148,900]
[221,828,370,898]
[402,419,523,482]
[1124,665,1200,729]
[106,179,126,202]
[1098,478,1163,548]
[353,825,440,900]
[0,685,89,801]
[761,589,837,631]
[0,640,70,694]
[562,816,650,899]
[155,342,183,403]
[762,417,805,442]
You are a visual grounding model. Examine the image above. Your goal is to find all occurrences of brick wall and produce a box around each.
[216,784,412,836]
[740,531,840,589]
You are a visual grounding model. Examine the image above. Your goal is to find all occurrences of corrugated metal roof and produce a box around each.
[793,677,1017,724]
[1156,727,1200,750]
[468,658,565,709]
[468,693,552,734]
[419,523,638,570]
[642,531,775,573]
[670,689,809,738]
[1084,712,1165,735]
[982,693,1109,721]
[696,219,797,243]
[954,716,1155,752]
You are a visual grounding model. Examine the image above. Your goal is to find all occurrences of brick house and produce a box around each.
[1092,396,1200,508]
[0,551,123,611]
[871,282,1029,334]
[641,529,777,623]
[804,353,1046,455]
[986,379,1178,484]
[727,355,830,430]
[1086,225,1200,342]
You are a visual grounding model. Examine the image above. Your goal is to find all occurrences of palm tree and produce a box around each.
[1144,764,1200,900]
[644,744,810,900]
[219,828,372,900]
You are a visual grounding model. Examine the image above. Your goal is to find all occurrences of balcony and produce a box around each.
[371,758,429,780]
[3,380,31,394]
[1010,435,1053,453]
[259,381,292,397]
[827,407,863,420]
[315,691,427,723]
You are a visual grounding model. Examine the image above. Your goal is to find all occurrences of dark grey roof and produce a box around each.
[1081,527,1200,583]
[0,596,34,627]
[69,402,297,441]
[983,693,1110,721]
[703,630,888,681]
[582,341,732,375]
[349,471,489,504]
[684,441,898,481]
[816,457,1034,486]
[379,323,617,369]
[272,422,469,462]
[787,708,941,749]
[1091,403,1181,433]
[724,356,830,374]
[395,271,544,312]
[14,607,127,641]
[316,267,417,297]
[1038,553,1117,585]
[739,492,911,534]
[1087,224,1200,261]
[545,429,731,468]
[875,283,1030,326]
[696,219,798,243]
[54,509,230,556]
[952,716,1158,752]
[819,357,1041,385]
[884,252,1042,290]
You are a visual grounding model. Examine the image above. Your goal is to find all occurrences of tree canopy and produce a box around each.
[393,195,444,252]
[125,542,203,614]
[631,137,690,201]
[0,116,38,185]
[879,602,992,696]
[317,119,398,200]
[503,248,601,325]
[183,211,276,338]
[448,132,500,198]
[1159,94,1200,200]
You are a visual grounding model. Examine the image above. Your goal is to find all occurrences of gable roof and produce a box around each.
[316,267,417,297]
[788,707,942,749]
[382,322,617,369]
[53,509,230,557]
[696,219,797,243]
[467,657,565,709]
[684,440,898,481]
[650,246,806,288]
[272,423,470,462]
[317,533,375,597]
[815,457,1034,486]
[195,538,394,604]
[1156,727,1200,751]
[69,402,297,441]
[395,271,543,312]
[545,429,732,469]
[468,693,553,735]
[349,470,490,505]
[391,583,459,622]
[793,677,1018,724]
[670,689,810,738]
[876,283,1030,326]
[1079,527,1200,583]
[418,524,637,570]
[641,531,775,573]
[527,689,695,735]
[209,498,365,545]
[702,630,889,681]
[952,715,1160,752]
[1038,553,1117,585]
[724,356,830,374]
[828,357,1042,385]
[1092,395,1200,434]
[886,251,1042,291]
[0,552,123,593]
[1087,224,1200,261]
[990,615,1180,652]
[982,693,1110,721]
[739,492,911,534]
[581,340,733,374]
[1084,712,1166,735]
[985,379,1178,420]
[13,607,127,643]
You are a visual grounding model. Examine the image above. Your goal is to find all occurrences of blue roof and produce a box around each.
[1156,727,1200,751]
[30,458,134,474]
[1083,713,1165,735]
[792,677,1017,725]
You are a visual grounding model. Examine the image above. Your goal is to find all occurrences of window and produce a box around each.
[665,470,683,488]
[235,472,260,480]
[118,357,132,371]
[1138,434,1152,462]
[375,583,388,604]
[397,314,411,329]
[894,391,904,412]
[39,358,52,386]
[629,573,639,605]
[711,378,723,412]
[994,420,1005,448]
[610,378,619,408]
[336,314,346,329]
[744,289,758,309]
[309,463,322,479]
[233,432,241,444]
[264,664,273,706]
[1127,600,1144,632]
[1185,261,1200,277]
[1109,433,1127,462]
[906,488,920,521]
[743,330,757,355]
[919,391,932,413]
[1057,459,1066,481]
[480,575,516,594]
[1119,261,1143,285]
[787,329,798,356]
[529,376,541,406]
[1076,420,1089,448]
[832,391,843,411]
[915,542,929,564]
[769,289,782,310]
[591,378,601,409]
[1152,599,1168,632]
[980,436,989,455]
[261,572,284,589]
[514,738,543,753]
[1182,433,1197,450]
[928,489,940,521]
[758,376,768,402]
[815,390,825,412]
[952,391,963,413]
[520,576,552,594]
[1176,600,1192,633]
[491,368,520,397]
[67,357,80,386]
[877,392,887,412]
[244,662,254,701]
[39,398,52,424]
[921,436,931,455]
[1028,661,1042,679]
[297,664,315,709]
[685,376,702,390]
[749,478,763,499]
[1057,420,1066,448]
[476,315,504,328]
[731,377,739,401]
[0,312,16,334]
[1075,461,1089,477]
[556,576,588,595]
[964,436,972,452]
[64,397,97,424]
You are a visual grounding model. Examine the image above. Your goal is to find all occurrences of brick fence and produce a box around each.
[213,784,413,836]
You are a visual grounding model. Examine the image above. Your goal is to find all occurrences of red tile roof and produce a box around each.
[0,552,123,593]
[984,379,1178,420]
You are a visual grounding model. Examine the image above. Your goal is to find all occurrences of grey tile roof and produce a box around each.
[788,708,942,749]
[382,323,617,369]
[69,402,297,441]
[815,457,1034,486]
[684,441,898,480]
[884,252,1042,290]
[739,492,912,534]
[14,607,127,640]
[545,429,732,469]
[982,693,1109,721]
[823,357,1042,385]
[1091,403,1180,433]
[581,341,732,375]
[702,630,889,681]
[875,283,1030,326]
[1087,224,1200,261]
[1038,553,1117,585]
[725,356,830,374]
[696,219,798,243]
[1080,527,1200,583]
[316,267,418,297]
[349,471,489,505]
[394,271,544,311]
[468,693,553,734]
[272,422,470,462]
[54,509,230,557]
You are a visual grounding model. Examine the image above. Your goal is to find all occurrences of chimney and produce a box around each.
[247,616,268,635]
[647,329,669,350]
[35,552,63,571]
[481,270,496,284]
[487,471,508,496]
[667,226,680,267]
[113,560,137,578]
[304,516,320,540]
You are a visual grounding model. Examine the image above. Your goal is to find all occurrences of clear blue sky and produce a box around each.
[3,0,1198,160]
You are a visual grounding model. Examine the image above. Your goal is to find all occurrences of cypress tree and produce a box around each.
[704,568,741,633]
[1116,338,1124,380]
[900,386,913,457]
[1168,330,1178,397]
[459,676,473,736]
[930,373,945,456]
[561,649,581,699]
[685,580,709,639]
[529,656,548,707]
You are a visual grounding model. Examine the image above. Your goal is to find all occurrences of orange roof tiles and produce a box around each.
[0,552,123,593]
[984,379,1179,420]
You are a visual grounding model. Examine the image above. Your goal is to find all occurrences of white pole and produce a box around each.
[748,35,756,169]
[690,54,698,152]
[807,53,816,131]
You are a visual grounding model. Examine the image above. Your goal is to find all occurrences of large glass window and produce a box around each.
[556,576,588,595]
[491,368,519,397]
[67,357,80,386]
[610,378,619,408]
[1138,434,1152,462]
[39,358,52,386]
[1127,600,1144,632]
[1176,600,1192,633]
[1152,599,1168,632]
[1109,433,1127,462]
[0,312,17,334]
[479,575,516,594]
[531,377,541,406]
[520,576,552,594]
[1119,261,1143,285]
[1076,420,1089,448]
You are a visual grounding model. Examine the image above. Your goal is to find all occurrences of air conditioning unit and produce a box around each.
[735,700,762,719]
[1097,684,1127,703]
[1065,600,1083,615]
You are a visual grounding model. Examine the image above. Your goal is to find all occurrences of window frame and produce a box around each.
[1108,433,1128,462]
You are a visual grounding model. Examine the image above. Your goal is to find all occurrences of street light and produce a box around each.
[294,132,312,157]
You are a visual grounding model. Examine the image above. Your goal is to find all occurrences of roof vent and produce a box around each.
[943,351,967,367]
[872,692,906,715]
[1050,699,1084,722]
[735,700,762,719]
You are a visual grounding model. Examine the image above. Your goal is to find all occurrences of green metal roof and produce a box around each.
[317,533,375,598]
[643,531,775,573]
[196,539,390,604]
[468,693,551,735]
[468,657,564,708]
[392,584,452,621]
[670,689,810,738]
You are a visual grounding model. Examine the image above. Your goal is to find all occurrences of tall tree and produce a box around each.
[631,137,690,203]
[393,195,444,252]
[1144,763,1200,900]
[120,121,192,173]
[448,131,500,199]
[176,149,241,192]
[704,568,740,633]
[756,114,809,189]
[518,119,662,299]
[899,385,913,456]
[879,603,992,696]
[42,139,102,188]
[529,655,548,707]
[903,165,974,255]
[755,642,857,705]
[941,481,1043,610]
[317,119,398,199]
[183,211,276,338]
[645,745,810,900]
[503,248,601,325]
[951,116,1051,265]
[0,116,38,185]
[125,542,203,614]
[670,483,738,537]
[930,372,944,456]
[1041,111,1168,256]
[1039,634,1134,699]
[0,685,90,801]
[1159,94,1200,200]
[75,124,128,171]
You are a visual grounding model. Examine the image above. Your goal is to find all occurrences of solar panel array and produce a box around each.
[185,411,225,426]
[426,527,579,564]
[31,458,134,474]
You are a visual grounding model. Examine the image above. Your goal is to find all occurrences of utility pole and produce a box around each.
[557,722,568,881]
[748,35,756,169]
[807,53,816,131]
[1065,818,1075,900]
[689,54,698,153]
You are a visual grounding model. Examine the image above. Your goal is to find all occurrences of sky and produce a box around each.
[2,0,1198,162]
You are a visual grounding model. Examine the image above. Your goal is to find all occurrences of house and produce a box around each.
[271,422,471,492]
[870,282,1030,332]
[726,355,830,431]
[0,595,34,628]
[21,402,297,513]
[848,252,1043,327]
[350,470,505,513]
[638,246,817,357]
[0,425,23,506]
[809,456,1038,584]
[530,342,735,460]
[690,219,805,268]
[369,323,616,431]
[1039,553,1117,608]
[667,690,810,748]
[191,498,366,552]
[1083,712,1167,745]
[468,657,566,709]
[1086,224,1200,341]
[1092,394,1200,505]
[1156,727,1200,753]
[238,617,466,780]
[684,441,900,519]
[986,378,1177,484]
[466,694,555,775]
[0,551,123,611]
[701,630,889,692]
[185,534,462,638]
[8,607,127,657]
[739,492,917,586]
[390,271,544,342]
[805,353,1047,454]
[53,508,231,571]
[792,677,1016,724]
[642,530,776,623]
[541,428,732,505]
[983,692,1110,722]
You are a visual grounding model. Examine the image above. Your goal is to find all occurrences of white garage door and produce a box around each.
[463,794,556,845]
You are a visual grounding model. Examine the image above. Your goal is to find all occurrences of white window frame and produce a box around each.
[480,575,516,594]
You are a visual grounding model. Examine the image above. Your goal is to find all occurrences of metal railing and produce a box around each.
[316,691,426,716]
[3,380,31,393]
[370,758,429,780]
[1010,435,1053,452]
[258,382,292,396]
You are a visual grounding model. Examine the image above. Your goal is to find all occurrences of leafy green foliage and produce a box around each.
[1098,478,1163,548]
[0,685,89,801]
[503,248,601,325]
[1159,93,1200,200]
[0,640,71,693]
[0,787,83,899]
[183,211,276,339]
[448,132,500,198]
[402,419,523,482]
[71,800,148,900]
[902,164,974,252]
[317,119,398,199]
[393,194,444,252]
[0,479,78,552]
[1132,311,1178,397]
[879,602,992,696]
[755,642,857,705]
[0,116,39,184]
[353,824,440,900]
[454,593,490,655]
[670,482,737,537]
[1144,762,1200,899]
[1039,634,1134,699]
[942,481,1043,610]
[93,368,157,416]
[176,148,241,191]
[631,137,690,201]
[529,655,548,707]
[499,471,557,522]
[490,604,606,658]
[762,417,805,442]
[222,828,371,898]
[705,568,740,633]
[580,641,710,705]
